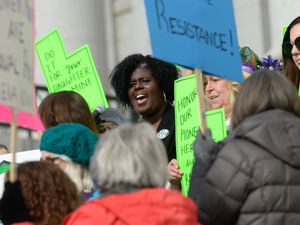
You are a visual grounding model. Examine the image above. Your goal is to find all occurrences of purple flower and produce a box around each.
[242,63,257,74]
[261,55,282,71]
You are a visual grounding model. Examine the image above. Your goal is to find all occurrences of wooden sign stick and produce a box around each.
[195,69,207,133]
[9,108,17,182]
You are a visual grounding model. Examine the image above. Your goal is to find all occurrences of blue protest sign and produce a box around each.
[144,0,243,82]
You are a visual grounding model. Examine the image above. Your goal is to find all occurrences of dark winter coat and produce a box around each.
[189,109,300,225]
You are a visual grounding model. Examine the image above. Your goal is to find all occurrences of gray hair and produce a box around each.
[90,122,169,193]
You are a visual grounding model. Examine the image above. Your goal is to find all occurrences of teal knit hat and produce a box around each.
[39,123,99,167]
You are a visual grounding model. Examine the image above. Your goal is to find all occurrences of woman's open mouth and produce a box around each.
[135,94,147,105]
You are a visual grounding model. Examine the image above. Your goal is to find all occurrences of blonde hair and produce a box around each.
[45,153,94,193]
[64,157,94,193]
[203,76,240,111]
[227,80,240,108]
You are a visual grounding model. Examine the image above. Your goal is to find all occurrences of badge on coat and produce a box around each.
[157,129,169,139]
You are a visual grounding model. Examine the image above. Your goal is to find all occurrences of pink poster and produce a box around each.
[0,102,44,131]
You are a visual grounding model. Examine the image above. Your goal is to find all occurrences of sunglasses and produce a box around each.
[282,36,300,57]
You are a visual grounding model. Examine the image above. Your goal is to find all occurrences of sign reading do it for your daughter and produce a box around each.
[35,30,108,111]
[144,0,243,83]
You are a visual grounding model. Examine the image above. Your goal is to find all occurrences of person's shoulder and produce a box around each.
[147,188,197,211]
[63,199,111,225]
[166,103,174,112]
[162,103,175,120]
[217,138,251,163]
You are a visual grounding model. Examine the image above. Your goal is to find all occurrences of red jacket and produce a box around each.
[12,223,34,225]
[63,188,200,225]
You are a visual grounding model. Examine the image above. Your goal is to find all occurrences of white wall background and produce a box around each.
[234,0,300,57]
[33,0,300,90]
[112,0,300,60]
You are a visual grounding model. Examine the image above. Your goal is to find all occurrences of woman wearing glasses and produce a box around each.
[282,16,300,90]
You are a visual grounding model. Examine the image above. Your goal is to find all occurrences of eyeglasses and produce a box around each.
[98,125,108,133]
[97,123,116,133]
[42,156,60,163]
[282,36,300,57]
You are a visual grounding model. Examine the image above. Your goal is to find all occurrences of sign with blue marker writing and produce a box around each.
[35,30,108,111]
[144,0,243,82]
[174,74,227,196]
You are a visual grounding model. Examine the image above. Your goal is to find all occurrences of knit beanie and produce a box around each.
[93,106,125,125]
[39,123,99,167]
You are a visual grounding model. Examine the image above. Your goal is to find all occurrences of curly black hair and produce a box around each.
[110,54,179,107]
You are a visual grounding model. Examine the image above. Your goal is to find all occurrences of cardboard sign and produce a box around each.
[174,74,227,196]
[35,30,108,111]
[0,0,34,113]
[206,109,227,142]
[144,0,243,82]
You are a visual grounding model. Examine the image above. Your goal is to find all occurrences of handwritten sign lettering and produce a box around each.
[200,0,213,6]
[145,0,243,82]
[0,0,34,113]
[174,75,227,196]
[35,30,108,111]
[156,16,231,55]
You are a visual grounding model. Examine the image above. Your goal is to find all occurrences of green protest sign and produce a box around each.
[35,30,108,111]
[0,161,9,174]
[206,108,227,142]
[174,74,227,196]
[282,26,287,39]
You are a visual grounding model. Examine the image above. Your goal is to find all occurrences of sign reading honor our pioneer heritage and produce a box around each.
[174,74,227,196]
[0,0,34,113]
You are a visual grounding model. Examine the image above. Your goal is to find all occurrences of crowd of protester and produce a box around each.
[0,15,300,225]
